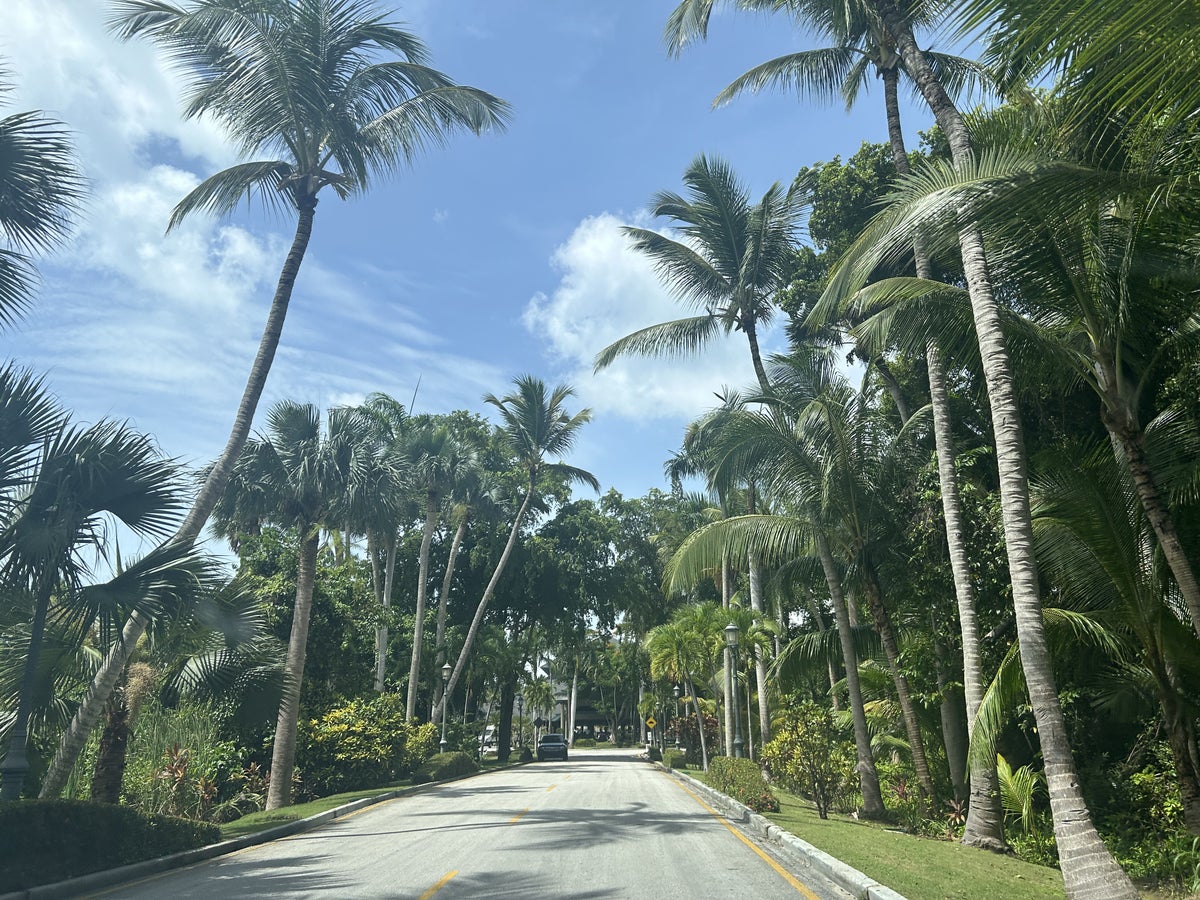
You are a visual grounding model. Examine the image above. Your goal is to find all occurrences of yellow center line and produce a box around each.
[419,870,458,900]
[546,783,557,792]
[509,806,531,824]
[665,774,819,899]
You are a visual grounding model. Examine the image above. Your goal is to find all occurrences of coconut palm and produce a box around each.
[666,0,1006,847]
[593,154,804,392]
[0,376,214,799]
[646,619,711,769]
[41,0,509,799]
[405,422,466,720]
[0,69,84,328]
[431,377,598,723]
[823,1,1138,891]
[210,400,378,809]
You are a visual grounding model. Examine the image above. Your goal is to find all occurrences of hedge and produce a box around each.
[708,757,780,813]
[411,752,479,785]
[663,749,687,770]
[0,800,219,892]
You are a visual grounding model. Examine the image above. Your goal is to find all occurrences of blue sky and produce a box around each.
[2,1,937,536]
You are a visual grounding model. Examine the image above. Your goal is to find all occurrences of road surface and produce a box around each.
[96,747,853,899]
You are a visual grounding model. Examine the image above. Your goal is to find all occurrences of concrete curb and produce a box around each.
[659,763,907,900]
[0,765,508,900]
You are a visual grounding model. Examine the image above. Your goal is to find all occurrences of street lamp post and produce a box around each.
[439,663,451,755]
[673,684,682,751]
[725,622,744,759]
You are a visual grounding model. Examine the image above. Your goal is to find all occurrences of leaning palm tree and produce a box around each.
[0,68,84,328]
[828,1,1139,892]
[0,376,215,799]
[36,0,509,799]
[432,376,599,723]
[666,0,1006,848]
[594,154,803,392]
[211,400,376,809]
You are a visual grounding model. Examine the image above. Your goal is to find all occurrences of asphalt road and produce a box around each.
[95,747,853,899]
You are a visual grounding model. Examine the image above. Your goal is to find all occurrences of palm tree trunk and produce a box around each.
[2,577,54,800]
[432,511,469,714]
[932,627,968,801]
[816,532,885,818]
[569,660,579,746]
[432,485,534,723]
[375,533,399,693]
[368,531,386,693]
[875,7,1135,894]
[687,674,709,771]
[744,320,772,393]
[862,565,936,810]
[39,199,319,800]
[1103,405,1200,640]
[266,527,320,810]
[747,551,771,742]
[1161,681,1200,834]
[721,555,734,755]
[89,670,132,804]
[882,62,1006,847]
[406,492,439,720]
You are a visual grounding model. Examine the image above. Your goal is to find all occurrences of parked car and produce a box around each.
[537,733,569,762]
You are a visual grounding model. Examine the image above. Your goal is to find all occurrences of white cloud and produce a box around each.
[432,208,450,224]
[523,213,778,422]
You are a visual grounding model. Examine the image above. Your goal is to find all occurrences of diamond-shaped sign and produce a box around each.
[645,717,657,730]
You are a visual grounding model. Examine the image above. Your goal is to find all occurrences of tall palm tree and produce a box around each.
[0,68,84,327]
[666,0,1006,848]
[0,374,213,799]
[405,422,462,720]
[825,2,1139,892]
[646,618,711,769]
[211,400,376,809]
[594,154,804,392]
[41,0,510,799]
[432,376,598,723]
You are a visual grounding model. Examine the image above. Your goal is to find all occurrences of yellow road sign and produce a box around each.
[646,717,657,729]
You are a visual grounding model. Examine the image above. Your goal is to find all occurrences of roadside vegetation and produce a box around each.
[3,1,1200,898]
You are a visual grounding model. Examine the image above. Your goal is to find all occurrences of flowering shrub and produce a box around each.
[709,756,780,813]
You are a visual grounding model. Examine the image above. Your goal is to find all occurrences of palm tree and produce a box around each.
[593,154,804,392]
[211,400,376,809]
[646,619,711,769]
[405,422,463,720]
[0,370,213,799]
[36,0,509,800]
[432,376,598,723]
[666,0,1006,848]
[0,68,84,327]
[823,1,1139,891]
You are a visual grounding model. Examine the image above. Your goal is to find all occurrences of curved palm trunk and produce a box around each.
[686,674,710,771]
[266,527,320,810]
[808,595,841,711]
[40,200,319,800]
[432,485,534,723]
[406,492,439,720]
[1102,399,1200,640]
[862,565,936,810]
[368,531,386,692]
[89,670,132,804]
[882,65,1006,849]
[432,511,470,714]
[816,532,886,818]
[747,551,771,742]
[875,8,1135,894]
[744,320,772,394]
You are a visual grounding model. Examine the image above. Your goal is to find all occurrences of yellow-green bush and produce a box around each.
[762,701,855,819]
[709,756,780,813]
[411,751,479,784]
[297,695,438,796]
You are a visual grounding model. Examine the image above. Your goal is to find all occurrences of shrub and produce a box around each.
[676,713,720,766]
[762,702,855,819]
[411,752,479,784]
[297,695,438,796]
[573,738,596,748]
[709,756,780,813]
[0,800,219,891]
[648,746,662,761]
[663,749,687,770]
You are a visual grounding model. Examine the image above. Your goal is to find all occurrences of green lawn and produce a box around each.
[763,789,1064,900]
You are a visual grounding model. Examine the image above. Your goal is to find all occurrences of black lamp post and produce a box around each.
[673,684,682,751]
[725,622,744,759]
[439,662,451,754]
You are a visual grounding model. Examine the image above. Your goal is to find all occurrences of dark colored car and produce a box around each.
[537,733,569,762]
